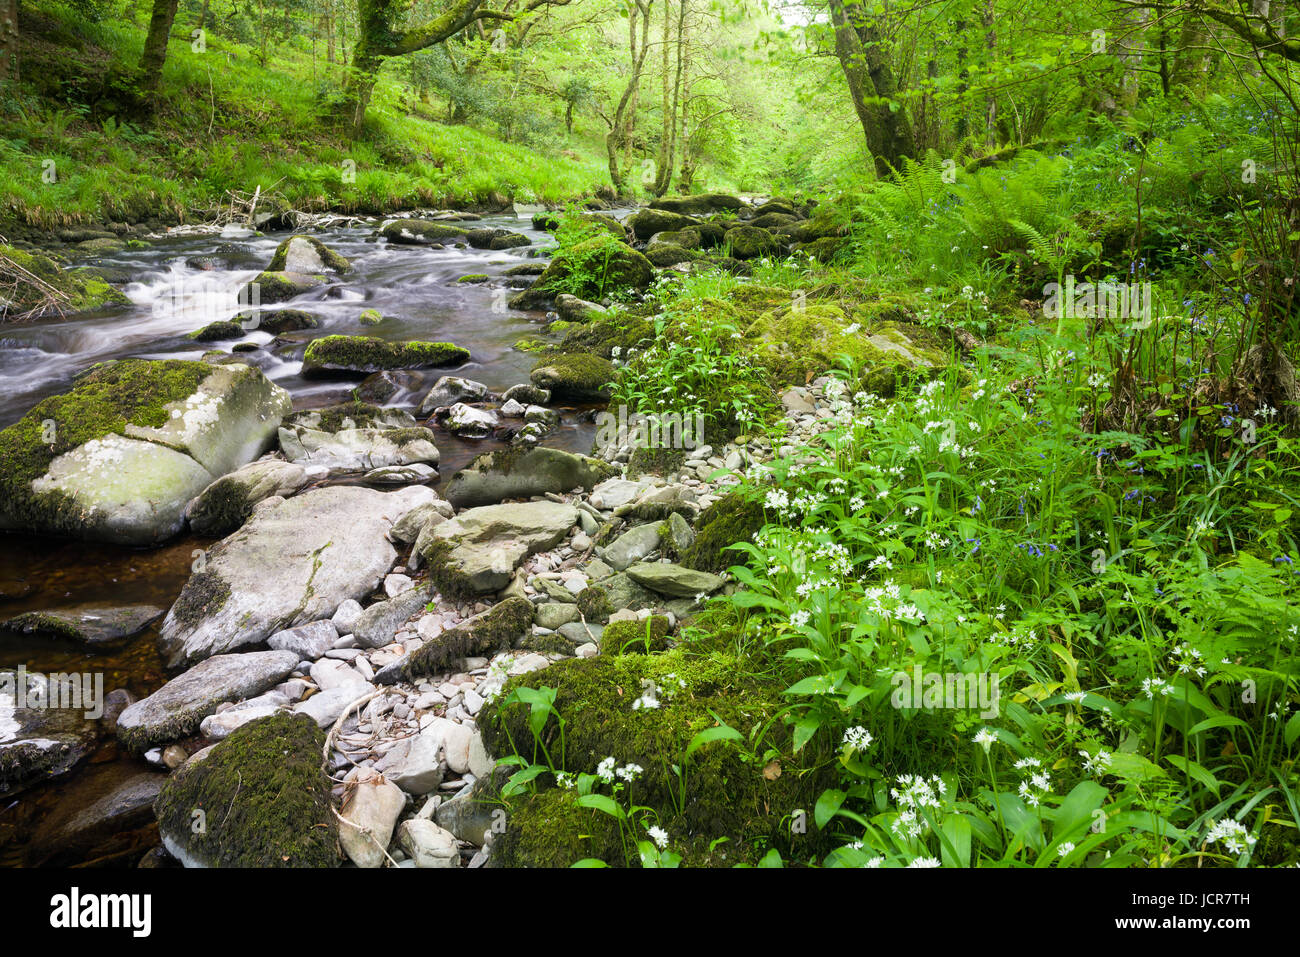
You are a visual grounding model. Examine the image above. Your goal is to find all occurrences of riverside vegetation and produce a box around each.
[0,0,1297,871]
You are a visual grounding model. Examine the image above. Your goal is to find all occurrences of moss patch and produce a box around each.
[680,494,766,574]
[301,335,471,375]
[530,353,615,400]
[599,615,672,655]
[153,712,338,868]
[480,649,833,867]
[0,244,131,319]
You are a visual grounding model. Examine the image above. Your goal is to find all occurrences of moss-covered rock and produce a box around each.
[400,597,535,680]
[234,309,320,334]
[645,243,698,267]
[153,712,338,867]
[599,615,672,655]
[301,335,470,376]
[0,244,130,319]
[557,315,654,359]
[626,208,701,240]
[444,445,617,509]
[380,219,469,245]
[530,353,615,400]
[680,494,766,574]
[480,650,832,867]
[510,237,654,309]
[0,359,290,544]
[457,274,490,284]
[267,235,350,273]
[724,225,781,260]
[189,320,245,342]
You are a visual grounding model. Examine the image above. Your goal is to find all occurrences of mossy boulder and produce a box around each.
[0,359,291,545]
[267,235,350,273]
[796,236,847,262]
[0,604,163,647]
[626,208,701,240]
[235,309,319,334]
[301,335,470,376]
[154,712,338,867]
[648,194,743,217]
[395,597,534,681]
[480,649,831,867]
[648,227,702,249]
[645,243,698,267]
[530,353,615,401]
[599,614,672,655]
[188,320,245,342]
[557,315,654,359]
[380,219,469,245]
[183,459,314,536]
[444,445,617,509]
[511,238,654,309]
[724,225,781,260]
[746,302,954,392]
[0,244,130,320]
[244,271,329,305]
[680,494,767,574]
[457,274,490,284]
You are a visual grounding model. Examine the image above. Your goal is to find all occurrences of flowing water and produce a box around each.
[0,209,610,866]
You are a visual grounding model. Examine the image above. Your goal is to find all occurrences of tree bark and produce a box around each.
[606,0,652,191]
[344,0,512,137]
[827,0,914,177]
[0,0,19,84]
[139,0,180,96]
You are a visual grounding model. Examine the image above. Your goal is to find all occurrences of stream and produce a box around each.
[0,207,610,866]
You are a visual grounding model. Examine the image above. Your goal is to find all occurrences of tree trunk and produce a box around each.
[652,0,671,196]
[827,0,914,178]
[982,0,996,146]
[606,0,653,191]
[139,0,180,96]
[343,0,500,137]
[0,0,19,84]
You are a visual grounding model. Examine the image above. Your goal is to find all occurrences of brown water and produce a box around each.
[0,210,614,866]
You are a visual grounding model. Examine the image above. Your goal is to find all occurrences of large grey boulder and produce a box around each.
[115,650,300,751]
[0,359,291,545]
[417,501,579,597]
[157,485,431,668]
[185,459,320,536]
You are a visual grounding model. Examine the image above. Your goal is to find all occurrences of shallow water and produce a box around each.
[0,209,610,866]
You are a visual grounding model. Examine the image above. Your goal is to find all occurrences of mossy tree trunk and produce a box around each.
[343,0,521,138]
[138,0,179,97]
[827,0,915,179]
[0,0,18,84]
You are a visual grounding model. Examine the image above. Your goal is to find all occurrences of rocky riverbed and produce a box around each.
[0,193,870,867]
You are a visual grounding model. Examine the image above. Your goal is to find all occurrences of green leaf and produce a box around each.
[814,788,846,829]
[575,794,625,819]
[686,723,742,759]
[1166,755,1221,797]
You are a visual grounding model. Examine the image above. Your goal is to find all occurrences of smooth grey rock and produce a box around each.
[267,620,339,660]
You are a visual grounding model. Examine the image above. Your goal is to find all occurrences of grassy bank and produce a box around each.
[0,2,609,234]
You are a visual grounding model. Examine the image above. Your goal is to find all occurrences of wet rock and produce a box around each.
[417,375,489,415]
[0,672,100,796]
[502,384,550,406]
[442,403,499,438]
[301,335,470,377]
[115,650,300,751]
[380,219,469,245]
[529,353,615,401]
[0,604,163,647]
[27,764,166,866]
[267,235,350,274]
[554,294,610,323]
[444,446,617,509]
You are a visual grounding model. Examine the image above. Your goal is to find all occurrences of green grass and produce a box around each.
[0,2,609,231]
